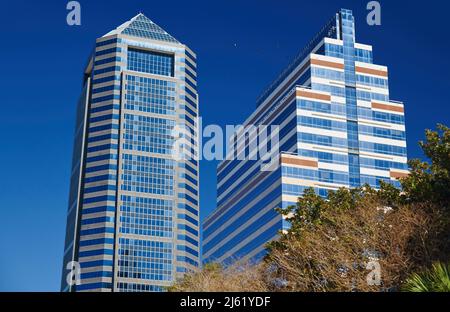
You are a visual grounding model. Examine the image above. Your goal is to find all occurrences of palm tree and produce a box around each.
[403,262,450,292]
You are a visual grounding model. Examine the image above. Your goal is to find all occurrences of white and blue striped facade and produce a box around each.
[203,9,408,264]
[61,14,200,292]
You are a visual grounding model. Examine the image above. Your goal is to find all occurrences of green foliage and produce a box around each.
[376,180,403,207]
[277,188,326,232]
[401,124,450,207]
[403,262,450,292]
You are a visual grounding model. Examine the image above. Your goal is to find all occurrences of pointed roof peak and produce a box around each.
[103,13,180,44]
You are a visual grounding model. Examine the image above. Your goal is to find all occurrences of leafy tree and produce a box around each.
[401,124,450,207]
[400,124,450,267]
[265,185,433,291]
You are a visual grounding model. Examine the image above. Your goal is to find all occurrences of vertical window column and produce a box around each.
[340,10,361,187]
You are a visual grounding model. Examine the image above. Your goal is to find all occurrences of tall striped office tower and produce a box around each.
[61,14,200,292]
[203,9,408,264]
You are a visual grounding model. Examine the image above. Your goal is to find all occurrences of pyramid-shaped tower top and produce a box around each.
[103,13,180,44]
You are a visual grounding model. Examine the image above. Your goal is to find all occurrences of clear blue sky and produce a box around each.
[0,0,448,291]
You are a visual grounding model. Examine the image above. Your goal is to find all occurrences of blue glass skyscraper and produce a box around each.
[61,14,200,292]
[203,9,408,264]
